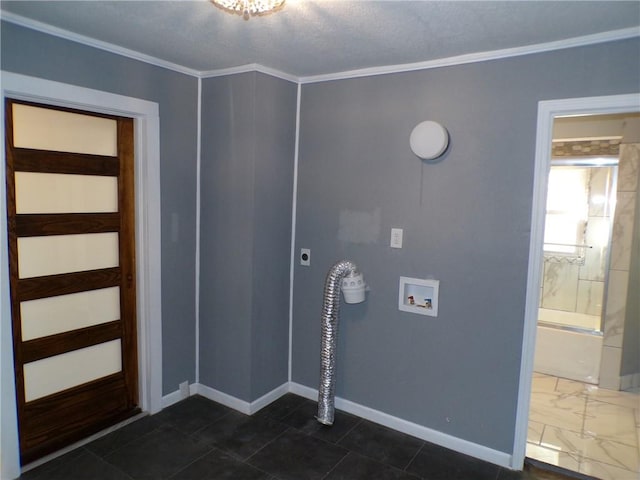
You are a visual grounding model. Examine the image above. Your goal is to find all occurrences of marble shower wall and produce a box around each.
[540,165,616,319]
[600,142,639,390]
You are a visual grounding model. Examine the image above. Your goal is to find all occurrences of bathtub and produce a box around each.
[534,308,602,384]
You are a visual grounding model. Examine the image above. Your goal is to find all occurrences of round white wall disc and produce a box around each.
[409,121,449,160]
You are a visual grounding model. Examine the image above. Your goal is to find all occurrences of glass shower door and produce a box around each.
[540,159,618,333]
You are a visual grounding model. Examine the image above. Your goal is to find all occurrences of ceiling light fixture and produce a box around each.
[211,0,285,20]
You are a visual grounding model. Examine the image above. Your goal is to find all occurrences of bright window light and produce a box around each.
[544,167,589,255]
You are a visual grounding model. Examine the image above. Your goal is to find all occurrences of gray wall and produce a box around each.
[1,21,199,395]
[199,72,296,401]
[292,38,640,453]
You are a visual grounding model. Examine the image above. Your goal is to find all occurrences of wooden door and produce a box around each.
[4,100,139,464]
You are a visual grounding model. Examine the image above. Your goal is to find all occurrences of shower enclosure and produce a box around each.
[534,157,618,383]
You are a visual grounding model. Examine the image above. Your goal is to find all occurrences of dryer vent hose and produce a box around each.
[316,260,360,425]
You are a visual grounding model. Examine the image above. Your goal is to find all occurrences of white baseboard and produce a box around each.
[288,382,512,469]
[161,382,290,415]
[249,383,290,414]
[194,383,252,414]
[162,381,512,469]
[161,388,185,409]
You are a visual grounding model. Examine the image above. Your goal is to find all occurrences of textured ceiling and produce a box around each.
[1,1,639,78]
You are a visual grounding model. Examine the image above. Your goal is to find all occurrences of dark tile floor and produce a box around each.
[20,394,588,480]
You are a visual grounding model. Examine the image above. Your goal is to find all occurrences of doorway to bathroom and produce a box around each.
[517,94,640,479]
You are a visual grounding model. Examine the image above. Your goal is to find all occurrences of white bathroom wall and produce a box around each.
[600,142,640,390]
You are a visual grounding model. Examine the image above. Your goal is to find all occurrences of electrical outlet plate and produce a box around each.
[300,248,311,266]
[390,228,403,248]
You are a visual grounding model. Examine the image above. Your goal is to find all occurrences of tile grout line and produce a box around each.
[403,441,425,472]
[319,450,350,480]
[243,426,292,464]
[100,422,167,461]
[540,423,547,446]
[164,445,217,480]
[332,418,363,445]
[83,448,137,480]
[492,461,502,480]
[187,408,234,439]
[279,395,310,421]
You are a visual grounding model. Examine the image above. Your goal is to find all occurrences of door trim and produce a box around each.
[1,72,162,479]
[511,92,640,470]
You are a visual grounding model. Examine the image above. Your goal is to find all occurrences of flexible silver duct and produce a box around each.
[316,260,361,426]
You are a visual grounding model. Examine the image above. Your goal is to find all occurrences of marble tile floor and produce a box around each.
[528,373,640,480]
[20,393,582,480]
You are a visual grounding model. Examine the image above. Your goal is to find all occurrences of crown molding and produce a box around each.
[199,63,298,83]
[0,10,201,78]
[298,27,640,84]
[2,10,638,85]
